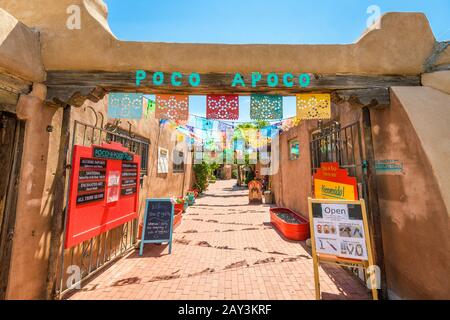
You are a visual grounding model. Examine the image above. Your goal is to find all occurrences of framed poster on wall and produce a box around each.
[157,147,169,173]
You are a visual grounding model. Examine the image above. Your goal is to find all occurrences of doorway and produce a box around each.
[0,111,25,299]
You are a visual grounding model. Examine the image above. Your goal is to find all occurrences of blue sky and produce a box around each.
[105,0,449,122]
[105,0,449,44]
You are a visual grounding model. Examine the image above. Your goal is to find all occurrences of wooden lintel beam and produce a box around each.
[0,103,16,113]
[0,73,32,107]
[45,71,418,108]
[46,71,420,94]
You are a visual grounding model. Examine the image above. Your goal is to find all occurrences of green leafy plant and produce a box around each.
[193,162,211,192]
[245,169,256,185]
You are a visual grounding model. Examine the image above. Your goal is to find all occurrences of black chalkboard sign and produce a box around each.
[139,199,174,255]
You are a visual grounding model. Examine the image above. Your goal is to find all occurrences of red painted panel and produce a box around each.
[65,142,140,248]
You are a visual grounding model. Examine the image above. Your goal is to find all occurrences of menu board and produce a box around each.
[80,159,106,169]
[66,142,141,249]
[76,192,105,205]
[139,199,174,256]
[121,162,138,196]
[76,158,106,205]
[311,202,368,260]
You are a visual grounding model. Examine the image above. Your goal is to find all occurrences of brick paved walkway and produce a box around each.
[68,180,369,300]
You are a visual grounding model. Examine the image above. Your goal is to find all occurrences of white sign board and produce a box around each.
[157,147,169,174]
[312,203,368,260]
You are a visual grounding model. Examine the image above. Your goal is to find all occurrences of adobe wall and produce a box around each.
[0,1,438,75]
[6,86,59,299]
[70,95,194,214]
[0,8,45,82]
[271,101,363,219]
[369,89,450,299]
[6,93,193,299]
[271,123,313,218]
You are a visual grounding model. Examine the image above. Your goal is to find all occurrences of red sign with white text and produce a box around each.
[65,142,140,248]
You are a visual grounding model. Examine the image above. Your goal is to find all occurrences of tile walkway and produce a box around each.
[67,180,370,300]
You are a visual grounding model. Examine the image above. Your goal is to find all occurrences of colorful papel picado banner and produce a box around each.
[155,94,189,120]
[250,94,283,120]
[108,93,143,119]
[206,95,239,120]
[296,93,331,120]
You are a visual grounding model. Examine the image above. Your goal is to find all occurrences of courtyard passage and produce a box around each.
[68,180,369,300]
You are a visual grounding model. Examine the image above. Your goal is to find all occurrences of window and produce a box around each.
[173,150,185,173]
[289,140,300,160]
[105,128,150,176]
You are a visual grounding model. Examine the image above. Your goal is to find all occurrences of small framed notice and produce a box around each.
[308,198,378,300]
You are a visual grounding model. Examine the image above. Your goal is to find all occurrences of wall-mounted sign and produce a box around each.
[78,170,106,180]
[308,198,378,301]
[375,159,403,174]
[139,199,174,256]
[93,147,133,161]
[78,181,105,193]
[313,162,358,200]
[80,158,106,169]
[65,142,141,248]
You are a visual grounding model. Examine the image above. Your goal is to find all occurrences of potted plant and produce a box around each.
[171,196,185,213]
[173,208,183,227]
[186,191,195,206]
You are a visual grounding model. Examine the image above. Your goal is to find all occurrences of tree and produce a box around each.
[232,121,269,186]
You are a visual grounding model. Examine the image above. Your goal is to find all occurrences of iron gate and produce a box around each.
[310,120,369,281]
[56,120,150,299]
[310,120,367,200]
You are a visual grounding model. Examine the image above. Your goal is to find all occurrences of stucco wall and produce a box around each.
[0,1,438,75]
[370,89,450,299]
[0,8,45,82]
[70,95,194,218]
[7,87,60,299]
[271,122,314,219]
[6,92,193,299]
[422,70,450,95]
[271,101,363,218]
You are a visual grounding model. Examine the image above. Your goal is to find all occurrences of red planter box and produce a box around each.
[270,208,310,241]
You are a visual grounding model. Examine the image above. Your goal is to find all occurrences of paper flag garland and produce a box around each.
[144,98,156,118]
[155,94,189,120]
[250,95,283,120]
[296,93,331,120]
[108,93,143,119]
[196,117,214,131]
[206,95,239,120]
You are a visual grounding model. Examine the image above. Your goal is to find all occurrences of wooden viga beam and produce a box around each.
[45,71,420,107]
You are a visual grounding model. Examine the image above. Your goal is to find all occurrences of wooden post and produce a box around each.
[308,198,321,300]
[362,107,387,299]
[45,104,71,300]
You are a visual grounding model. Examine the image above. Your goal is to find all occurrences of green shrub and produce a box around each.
[245,170,255,185]
[193,162,210,192]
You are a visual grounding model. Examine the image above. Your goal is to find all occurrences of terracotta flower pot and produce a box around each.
[173,209,183,228]
[270,207,310,241]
